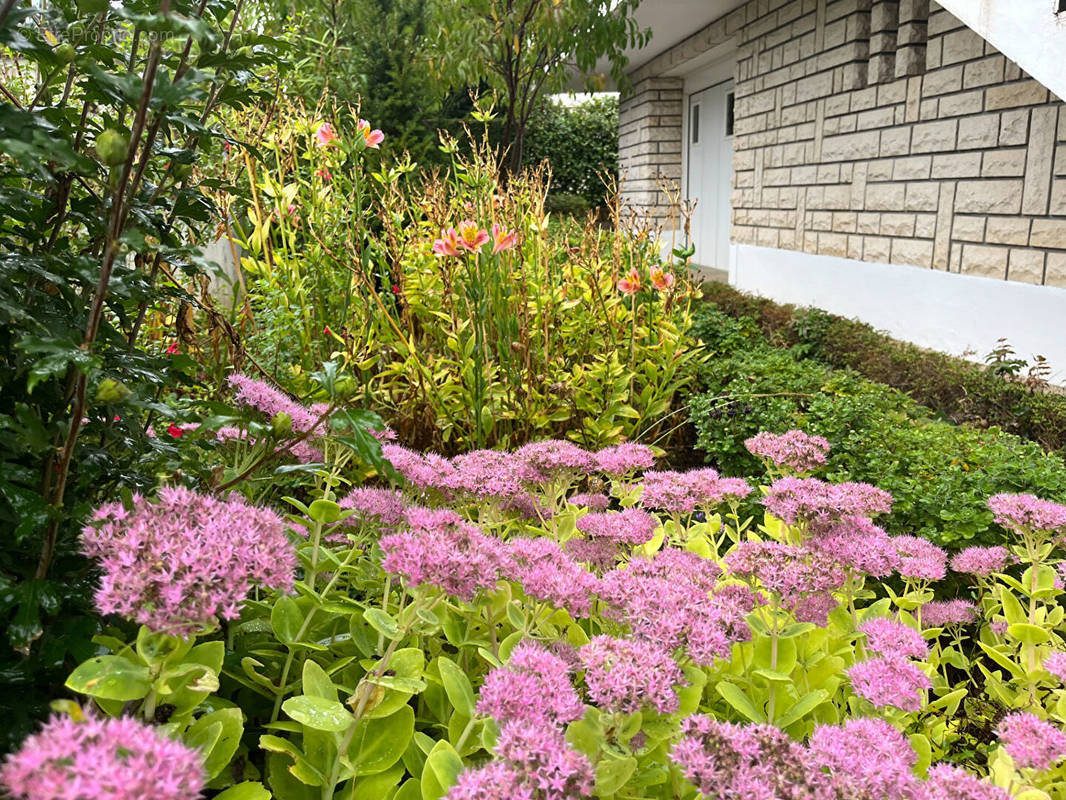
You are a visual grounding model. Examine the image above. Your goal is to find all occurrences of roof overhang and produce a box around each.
[568,0,747,90]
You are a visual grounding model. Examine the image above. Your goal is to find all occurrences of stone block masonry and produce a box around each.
[619,0,1066,288]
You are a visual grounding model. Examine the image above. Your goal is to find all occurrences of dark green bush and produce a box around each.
[523,95,618,209]
[689,306,1066,548]
[701,281,1066,454]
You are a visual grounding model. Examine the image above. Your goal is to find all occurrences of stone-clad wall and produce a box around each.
[619,0,1066,286]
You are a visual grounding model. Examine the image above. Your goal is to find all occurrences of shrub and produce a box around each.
[701,282,1066,454]
[688,307,1066,547]
[212,108,700,453]
[10,434,1066,800]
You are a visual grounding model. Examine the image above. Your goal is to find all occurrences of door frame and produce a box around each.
[678,53,737,274]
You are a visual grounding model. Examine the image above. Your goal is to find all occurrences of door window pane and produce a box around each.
[726,92,735,137]
[691,104,700,144]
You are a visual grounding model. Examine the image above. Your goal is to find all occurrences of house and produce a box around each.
[612,0,1066,381]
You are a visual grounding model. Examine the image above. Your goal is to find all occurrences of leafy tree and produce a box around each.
[0,0,279,749]
[433,0,648,175]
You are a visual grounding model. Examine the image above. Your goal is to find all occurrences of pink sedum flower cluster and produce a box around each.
[725,541,844,625]
[894,536,949,582]
[1045,652,1066,683]
[745,429,830,474]
[579,635,685,714]
[82,487,295,636]
[447,721,593,800]
[0,714,205,800]
[566,492,610,511]
[600,548,752,664]
[996,713,1066,770]
[640,468,751,514]
[808,717,919,800]
[988,493,1066,534]
[921,599,977,627]
[919,764,1010,800]
[476,642,584,728]
[505,537,599,617]
[847,656,931,712]
[763,477,892,527]
[515,440,595,476]
[593,442,656,476]
[950,545,1011,577]
[379,508,507,601]
[575,507,657,544]
[859,618,929,660]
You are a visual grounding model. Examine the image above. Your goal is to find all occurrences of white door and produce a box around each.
[687,81,735,272]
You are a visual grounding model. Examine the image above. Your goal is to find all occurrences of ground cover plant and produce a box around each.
[701,281,1066,454]
[688,305,1066,549]
[6,392,1066,799]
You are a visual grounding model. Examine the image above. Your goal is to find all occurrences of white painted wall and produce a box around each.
[730,244,1066,385]
[940,0,1066,103]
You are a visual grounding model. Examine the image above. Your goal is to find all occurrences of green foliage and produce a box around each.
[702,281,1066,455]
[34,438,1066,800]
[212,110,701,452]
[524,95,619,209]
[688,306,1066,548]
[0,0,281,750]
[432,0,647,173]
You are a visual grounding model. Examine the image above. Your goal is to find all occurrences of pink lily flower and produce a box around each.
[358,119,384,149]
[491,222,517,254]
[617,268,642,295]
[314,123,339,148]
[650,266,675,291]
[457,220,490,253]
[433,227,463,257]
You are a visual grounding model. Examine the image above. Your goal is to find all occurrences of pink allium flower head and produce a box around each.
[0,714,205,800]
[921,599,977,627]
[809,718,919,800]
[82,487,294,636]
[919,764,1011,800]
[847,657,931,711]
[807,516,900,577]
[564,537,620,570]
[950,545,1011,577]
[580,636,685,714]
[893,536,948,581]
[505,538,599,617]
[382,444,455,493]
[763,477,892,526]
[672,716,833,800]
[600,549,749,665]
[380,512,506,601]
[859,618,929,659]
[725,541,844,625]
[996,713,1066,770]
[1045,652,1066,682]
[226,373,322,435]
[988,493,1066,534]
[594,442,656,476]
[476,642,583,728]
[745,429,830,474]
[516,440,594,476]
[567,492,610,511]
[445,449,546,500]
[575,507,658,545]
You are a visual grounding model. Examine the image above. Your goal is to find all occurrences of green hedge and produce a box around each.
[523,95,618,209]
[688,306,1066,548]
[701,281,1066,454]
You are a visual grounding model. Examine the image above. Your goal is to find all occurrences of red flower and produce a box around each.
[324,325,332,336]
[166,423,183,438]
[165,342,179,355]
[391,284,401,295]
